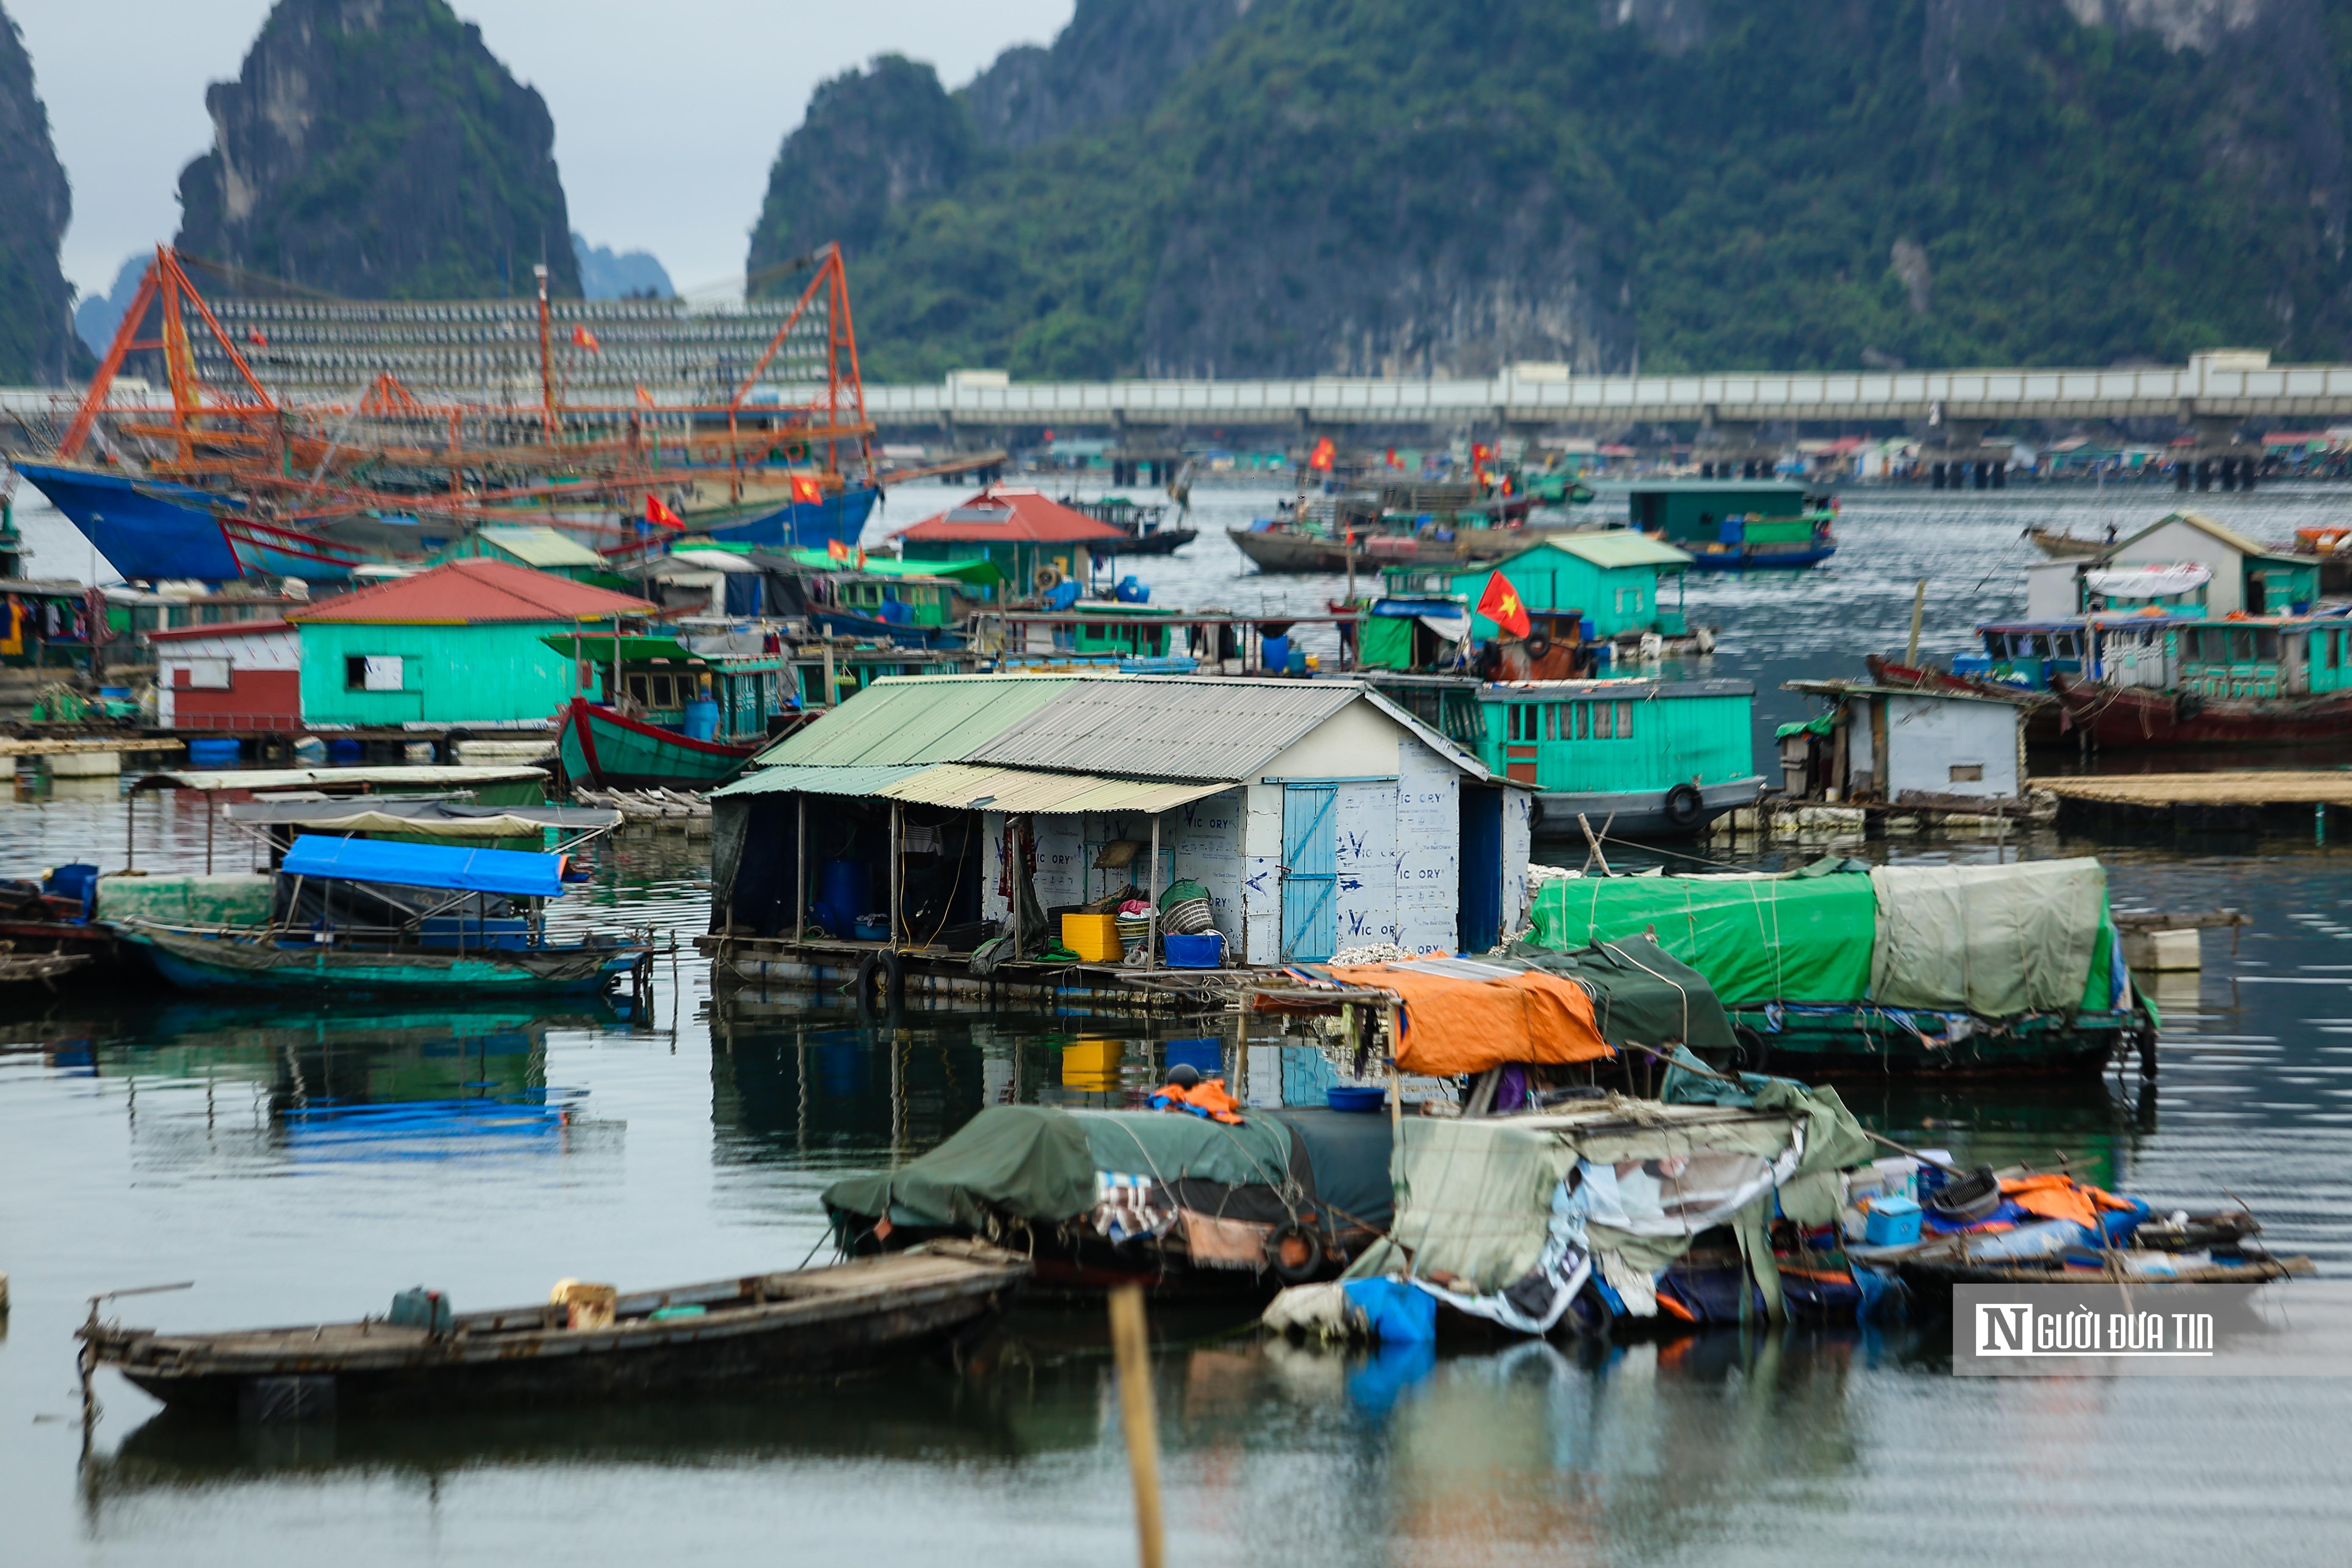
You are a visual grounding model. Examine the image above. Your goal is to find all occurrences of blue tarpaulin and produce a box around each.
[279,835,567,898]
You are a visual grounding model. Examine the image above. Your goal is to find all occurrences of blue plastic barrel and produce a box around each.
[1261,634,1290,673]
[186,738,242,769]
[292,736,327,766]
[328,738,364,765]
[814,858,867,936]
[683,699,720,741]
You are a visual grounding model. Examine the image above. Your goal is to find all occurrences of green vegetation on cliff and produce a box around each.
[0,3,84,384]
[752,0,2352,381]
[177,0,578,300]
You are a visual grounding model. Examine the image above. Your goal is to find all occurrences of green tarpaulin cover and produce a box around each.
[1774,714,1836,740]
[1503,935,1738,1053]
[1073,1109,1294,1189]
[1530,871,1877,1007]
[823,1105,1095,1231]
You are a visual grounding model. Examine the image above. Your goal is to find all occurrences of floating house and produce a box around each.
[2025,511,2318,619]
[288,559,654,728]
[150,619,303,731]
[1478,677,1761,835]
[1375,534,1695,646]
[708,673,1533,969]
[1623,480,1837,570]
[893,489,1130,592]
[1777,682,2027,805]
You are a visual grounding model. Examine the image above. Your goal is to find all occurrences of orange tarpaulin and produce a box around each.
[1326,963,1612,1076]
[2001,1173,2136,1231]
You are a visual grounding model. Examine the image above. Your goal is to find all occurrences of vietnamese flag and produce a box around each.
[790,472,824,504]
[1477,572,1533,638]
[1308,437,1336,472]
[572,324,602,353]
[645,494,685,530]
[827,538,851,563]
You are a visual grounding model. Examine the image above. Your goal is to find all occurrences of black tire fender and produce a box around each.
[853,947,906,1013]
[1663,782,1705,830]
[1265,1219,1325,1285]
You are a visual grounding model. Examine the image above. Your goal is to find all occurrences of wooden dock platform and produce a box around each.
[2038,772,2352,831]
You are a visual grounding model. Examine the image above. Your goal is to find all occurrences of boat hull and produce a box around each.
[122,923,640,994]
[2050,673,2352,747]
[13,461,244,581]
[807,609,965,649]
[1229,525,1557,574]
[683,486,880,551]
[87,1242,1030,1416]
[1105,527,1198,556]
[1680,541,1837,572]
[557,699,762,791]
[1724,1004,2148,1076]
[1530,777,1764,839]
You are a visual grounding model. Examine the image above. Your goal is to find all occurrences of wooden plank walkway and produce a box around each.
[2036,772,2352,808]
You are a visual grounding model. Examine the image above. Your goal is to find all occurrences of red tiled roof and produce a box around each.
[147,619,294,641]
[286,558,654,624]
[893,488,1128,544]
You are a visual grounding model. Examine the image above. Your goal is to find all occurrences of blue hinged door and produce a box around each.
[1281,785,1338,961]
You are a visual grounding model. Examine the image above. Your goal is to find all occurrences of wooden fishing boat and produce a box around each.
[114,835,652,996]
[1886,1211,2312,1306]
[80,1241,1030,1417]
[122,923,641,994]
[2028,525,2111,558]
[2049,671,2352,746]
[556,698,766,791]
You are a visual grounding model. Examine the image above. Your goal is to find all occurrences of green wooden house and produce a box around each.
[289,559,654,727]
[1376,533,1694,654]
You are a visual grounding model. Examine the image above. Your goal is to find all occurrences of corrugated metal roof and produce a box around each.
[714,761,1230,813]
[966,677,1357,781]
[711,763,934,798]
[752,676,1080,768]
[291,559,652,624]
[475,527,604,569]
[1552,532,1692,570]
[881,764,1230,813]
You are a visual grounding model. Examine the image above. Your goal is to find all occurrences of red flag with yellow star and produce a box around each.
[1477,572,1533,638]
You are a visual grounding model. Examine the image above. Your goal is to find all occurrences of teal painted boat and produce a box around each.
[116,835,648,996]
[558,698,763,791]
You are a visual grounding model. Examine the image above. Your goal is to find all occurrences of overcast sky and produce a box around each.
[10,0,1072,300]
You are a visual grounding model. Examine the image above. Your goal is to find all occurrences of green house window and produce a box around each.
[345,655,405,691]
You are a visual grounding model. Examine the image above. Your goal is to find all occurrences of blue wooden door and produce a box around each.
[1281,785,1338,961]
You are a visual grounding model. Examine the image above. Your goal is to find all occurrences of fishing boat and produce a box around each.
[113,835,650,995]
[1474,677,1762,837]
[1623,480,1838,571]
[2028,524,2112,558]
[1061,494,1197,556]
[79,1241,1030,1417]
[1526,856,2155,1073]
[557,698,769,792]
[825,1102,1394,1301]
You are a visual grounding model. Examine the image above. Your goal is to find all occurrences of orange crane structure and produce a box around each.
[27,244,879,582]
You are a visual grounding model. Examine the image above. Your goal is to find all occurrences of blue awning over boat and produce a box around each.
[279,835,568,897]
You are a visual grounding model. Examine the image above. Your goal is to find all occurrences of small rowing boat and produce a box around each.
[80,1241,1030,1418]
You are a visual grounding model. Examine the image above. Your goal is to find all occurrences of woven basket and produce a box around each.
[1160,896,1216,936]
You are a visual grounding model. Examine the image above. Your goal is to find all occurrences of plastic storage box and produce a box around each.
[1863,1195,1923,1247]
[1061,913,1125,963]
[1164,932,1224,968]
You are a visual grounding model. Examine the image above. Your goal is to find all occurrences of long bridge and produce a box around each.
[865,353,2349,449]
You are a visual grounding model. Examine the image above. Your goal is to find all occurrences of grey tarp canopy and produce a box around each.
[1868,859,2108,1015]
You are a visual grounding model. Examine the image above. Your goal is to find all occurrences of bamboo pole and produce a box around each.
[1906,578,1926,666]
[890,800,904,950]
[1106,1283,1167,1568]
[795,791,807,942]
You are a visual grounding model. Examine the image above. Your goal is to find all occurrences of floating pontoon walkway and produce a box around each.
[2038,772,2352,830]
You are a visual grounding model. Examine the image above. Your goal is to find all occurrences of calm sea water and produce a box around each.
[6,480,2352,1565]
